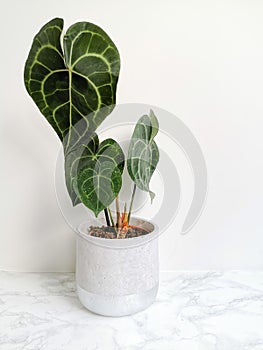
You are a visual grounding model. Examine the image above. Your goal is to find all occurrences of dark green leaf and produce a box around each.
[127,110,159,201]
[64,132,99,206]
[24,18,120,152]
[73,138,124,216]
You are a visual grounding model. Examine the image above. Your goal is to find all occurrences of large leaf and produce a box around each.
[73,138,125,216]
[24,18,120,152]
[127,110,159,201]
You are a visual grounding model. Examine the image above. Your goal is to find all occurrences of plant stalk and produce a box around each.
[108,208,115,227]
[104,208,111,226]
[116,196,122,228]
[108,207,118,235]
[128,184,137,224]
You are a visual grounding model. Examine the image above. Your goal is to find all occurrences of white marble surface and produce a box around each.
[0,271,263,349]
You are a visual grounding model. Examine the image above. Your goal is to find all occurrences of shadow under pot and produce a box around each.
[76,217,159,317]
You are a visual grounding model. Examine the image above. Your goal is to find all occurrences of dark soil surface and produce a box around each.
[88,225,151,239]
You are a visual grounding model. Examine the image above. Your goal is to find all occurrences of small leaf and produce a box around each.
[127,110,159,201]
[73,138,124,216]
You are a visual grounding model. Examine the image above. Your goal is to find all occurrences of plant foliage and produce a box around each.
[127,110,159,201]
[24,18,160,220]
[24,18,120,153]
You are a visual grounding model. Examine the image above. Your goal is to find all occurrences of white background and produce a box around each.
[1,0,263,271]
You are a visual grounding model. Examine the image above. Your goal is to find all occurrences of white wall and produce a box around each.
[1,0,263,271]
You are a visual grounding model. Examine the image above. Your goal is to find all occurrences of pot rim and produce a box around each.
[76,216,159,250]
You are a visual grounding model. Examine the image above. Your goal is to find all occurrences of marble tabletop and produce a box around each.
[0,271,263,350]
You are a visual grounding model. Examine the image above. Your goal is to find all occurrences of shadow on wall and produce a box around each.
[1,107,75,272]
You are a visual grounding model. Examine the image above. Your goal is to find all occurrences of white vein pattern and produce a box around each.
[0,271,263,349]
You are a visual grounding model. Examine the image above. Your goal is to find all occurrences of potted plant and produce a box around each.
[24,18,160,316]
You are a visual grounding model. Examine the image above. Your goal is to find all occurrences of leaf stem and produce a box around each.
[128,184,137,224]
[116,196,122,229]
[108,207,118,235]
[108,208,115,227]
[104,208,110,226]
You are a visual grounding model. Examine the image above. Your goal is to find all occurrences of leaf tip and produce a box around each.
[149,191,155,203]
[149,110,159,141]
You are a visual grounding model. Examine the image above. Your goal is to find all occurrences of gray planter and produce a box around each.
[76,217,159,317]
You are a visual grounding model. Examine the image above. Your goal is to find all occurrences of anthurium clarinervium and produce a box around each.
[24,17,159,219]
[24,18,124,216]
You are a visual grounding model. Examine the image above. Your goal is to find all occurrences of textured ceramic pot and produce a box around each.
[76,217,159,317]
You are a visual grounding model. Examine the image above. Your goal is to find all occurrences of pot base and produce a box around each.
[77,283,159,317]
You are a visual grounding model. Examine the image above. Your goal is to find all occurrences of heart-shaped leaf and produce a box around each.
[24,18,120,152]
[73,138,124,216]
[127,110,159,201]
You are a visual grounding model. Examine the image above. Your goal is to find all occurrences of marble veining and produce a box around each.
[0,271,263,349]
